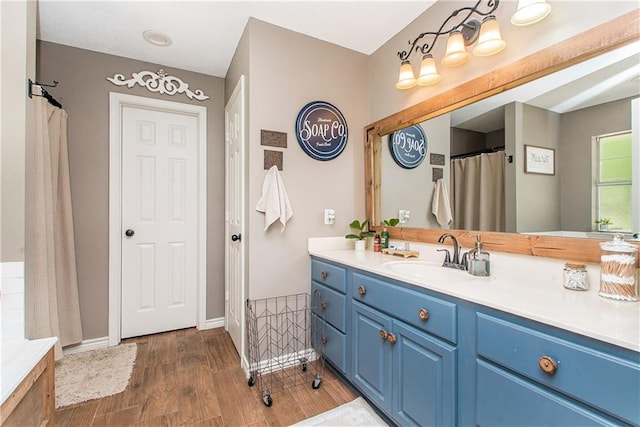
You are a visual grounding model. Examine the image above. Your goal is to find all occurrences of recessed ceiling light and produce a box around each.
[143,30,172,47]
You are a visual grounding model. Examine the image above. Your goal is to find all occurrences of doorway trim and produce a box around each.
[108,92,207,346]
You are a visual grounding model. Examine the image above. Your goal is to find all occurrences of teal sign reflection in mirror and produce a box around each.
[390,124,427,169]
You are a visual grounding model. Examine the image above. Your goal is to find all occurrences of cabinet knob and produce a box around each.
[387,332,397,345]
[321,271,328,279]
[321,336,327,345]
[379,329,388,340]
[320,302,328,310]
[358,286,367,296]
[418,308,429,321]
[538,355,558,375]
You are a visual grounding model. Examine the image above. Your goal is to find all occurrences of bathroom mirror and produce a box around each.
[365,12,639,263]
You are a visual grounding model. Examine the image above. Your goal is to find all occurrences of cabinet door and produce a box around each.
[393,321,457,427]
[352,300,393,413]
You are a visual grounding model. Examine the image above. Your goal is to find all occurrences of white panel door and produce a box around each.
[121,106,198,338]
[225,76,245,356]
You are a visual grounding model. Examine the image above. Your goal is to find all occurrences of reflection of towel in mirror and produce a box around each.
[256,166,293,232]
[432,178,453,227]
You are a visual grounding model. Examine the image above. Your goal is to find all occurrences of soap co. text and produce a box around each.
[296,101,348,161]
[390,124,427,169]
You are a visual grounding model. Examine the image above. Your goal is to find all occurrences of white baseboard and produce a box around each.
[202,317,225,330]
[62,336,109,355]
[63,318,224,356]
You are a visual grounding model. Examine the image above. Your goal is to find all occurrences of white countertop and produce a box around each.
[308,238,640,352]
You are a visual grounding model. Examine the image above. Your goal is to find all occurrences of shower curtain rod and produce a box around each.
[450,146,507,161]
[28,79,62,109]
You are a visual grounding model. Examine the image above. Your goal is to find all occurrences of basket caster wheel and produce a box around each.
[312,379,321,389]
[263,395,273,407]
[248,376,255,387]
[301,362,307,372]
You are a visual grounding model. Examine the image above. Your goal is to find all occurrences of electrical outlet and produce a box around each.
[324,209,335,225]
[399,209,411,224]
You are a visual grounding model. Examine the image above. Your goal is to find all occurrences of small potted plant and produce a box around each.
[346,219,374,251]
[595,218,612,232]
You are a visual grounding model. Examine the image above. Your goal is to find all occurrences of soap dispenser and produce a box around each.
[468,234,490,276]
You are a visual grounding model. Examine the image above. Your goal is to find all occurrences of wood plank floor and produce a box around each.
[55,327,358,426]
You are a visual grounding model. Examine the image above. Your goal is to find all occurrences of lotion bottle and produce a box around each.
[468,234,490,276]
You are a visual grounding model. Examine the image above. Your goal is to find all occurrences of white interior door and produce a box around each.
[120,105,198,338]
[225,76,245,358]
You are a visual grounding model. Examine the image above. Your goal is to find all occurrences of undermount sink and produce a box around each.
[383,260,477,282]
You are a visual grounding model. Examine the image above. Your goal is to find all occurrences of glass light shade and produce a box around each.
[441,31,470,67]
[511,0,552,26]
[417,54,441,86]
[473,16,506,57]
[396,60,417,89]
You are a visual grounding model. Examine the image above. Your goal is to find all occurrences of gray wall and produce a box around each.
[226,18,369,301]
[36,41,226,339]
[517,104,561,233]
[1,1,36,262]
[560,97,634,231]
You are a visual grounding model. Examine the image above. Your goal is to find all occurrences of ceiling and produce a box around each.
[452,40,640,133]
[37,0,435,78]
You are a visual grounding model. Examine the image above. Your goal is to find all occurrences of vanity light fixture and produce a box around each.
[396,0,550,90]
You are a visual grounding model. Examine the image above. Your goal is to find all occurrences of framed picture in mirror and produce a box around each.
[524,145,555,175]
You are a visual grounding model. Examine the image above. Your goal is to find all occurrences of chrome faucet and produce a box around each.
[437,233,467,270]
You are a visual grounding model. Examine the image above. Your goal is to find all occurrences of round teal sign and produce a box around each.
[295,101,348,161]
[390,124,427,169]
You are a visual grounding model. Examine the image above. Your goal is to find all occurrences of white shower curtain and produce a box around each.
[25,94,83,359]
[451,151,506,232]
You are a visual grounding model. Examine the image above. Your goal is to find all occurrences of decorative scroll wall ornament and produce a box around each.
[106,69,209,101]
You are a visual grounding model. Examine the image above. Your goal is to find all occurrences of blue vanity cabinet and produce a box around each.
[474,310,640,426]
[351,272,457,426]
[311,258,349,374]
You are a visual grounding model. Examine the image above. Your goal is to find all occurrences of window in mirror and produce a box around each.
[595,131,632,232]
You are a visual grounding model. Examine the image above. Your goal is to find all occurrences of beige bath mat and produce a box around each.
[290,396,388,426]
[55,343,137,408]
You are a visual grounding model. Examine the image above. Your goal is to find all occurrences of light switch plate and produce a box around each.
[324,209,335,225]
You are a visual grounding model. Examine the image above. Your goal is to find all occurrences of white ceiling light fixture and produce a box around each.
[143,30,172,47]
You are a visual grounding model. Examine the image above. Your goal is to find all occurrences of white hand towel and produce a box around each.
[256,166,293,232]
[432,178,453,227]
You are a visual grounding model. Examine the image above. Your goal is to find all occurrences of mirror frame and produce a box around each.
[365,11,639,264]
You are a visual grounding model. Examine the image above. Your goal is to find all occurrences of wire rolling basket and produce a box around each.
[246,292,326,407]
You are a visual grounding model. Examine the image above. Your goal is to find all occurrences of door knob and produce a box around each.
[125,229,135,237]
[231,233,241,242]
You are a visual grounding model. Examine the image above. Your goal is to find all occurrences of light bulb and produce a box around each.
[441,30,470,67]
[473,16,506,57]
[396,60,417,90]
[417,54,442,86]
[511,0,552,26]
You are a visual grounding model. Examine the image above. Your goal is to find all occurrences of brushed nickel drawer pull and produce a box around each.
[320,302,328,309]
[321,271,328,279]
[538,355,557,375]
[358,286,367,296]
[418,308,429,321]
[387,332,397,345]
[379,329,388,340]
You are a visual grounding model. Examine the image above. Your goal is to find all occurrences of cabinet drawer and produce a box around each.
[311,259,346,293]
[311,282,346,333]
[312,315,347,374]
[352,273,457,344]
[477,313,640,425]
[476,360,617,426]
